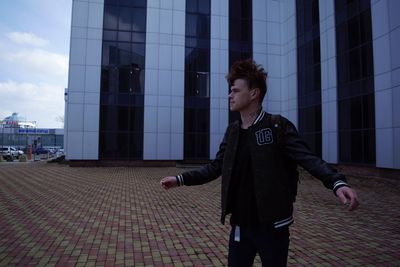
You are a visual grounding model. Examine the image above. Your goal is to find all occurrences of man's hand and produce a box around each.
[336,186,359,211]
[160,176,178,190]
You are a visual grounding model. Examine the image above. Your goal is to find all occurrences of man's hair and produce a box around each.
[226,59,268,103]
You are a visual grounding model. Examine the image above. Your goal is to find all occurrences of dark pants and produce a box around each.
[228,225,290,267]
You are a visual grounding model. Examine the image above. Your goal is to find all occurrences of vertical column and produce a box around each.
[210,0,229,158]
[371,0,399,168]
[281,0,297,124]
[254,0,282,116]
[66,0,104,160]
[144,0,185,160]
[253,0,270,110]
[319,0,338,163]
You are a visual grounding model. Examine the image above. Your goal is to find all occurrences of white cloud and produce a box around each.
[0,80,64,128]
[2,48,68,79]
[6,32,49,47]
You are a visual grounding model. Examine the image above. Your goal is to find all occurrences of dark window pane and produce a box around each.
[104,6,118,30]
[132,32,145,43]
[129,132,144,159]
[364,129,376,163]
[184,108,210,159]
[117,106,129,131]
[338,99,351,130]
[198,0,210,14]
[350,130,363,162]
[119,7,132,31]
[360,9,372,42]
[350,96,363,129]
[185,48,210,72]
[131,43,145,69]
[313,38,321,62]
[101,68,110,92]
[114,0,146,8]
[132,8,146,32]
[312,0,320,25]
[100,105,117,131]
[102,42,118,66]
[363,93,375,129]
[186,0,198,13]
[348,48,361,81]
[186,14,210,38]
[99,132,116,159]
[103,30,118,41]
[118,42,131,65]
[129,107,144,132]
[347,16,360,49]
[118,31,131,42]
[185,72,209,97]
[361,44,374,78]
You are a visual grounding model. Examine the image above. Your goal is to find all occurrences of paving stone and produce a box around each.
[0,163,399,266]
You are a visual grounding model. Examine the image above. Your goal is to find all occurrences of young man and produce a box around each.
[160,59,359,266]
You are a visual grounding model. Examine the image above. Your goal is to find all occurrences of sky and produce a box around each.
[0,0,72,128]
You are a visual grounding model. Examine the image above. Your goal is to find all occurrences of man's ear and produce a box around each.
[251,88,260,99]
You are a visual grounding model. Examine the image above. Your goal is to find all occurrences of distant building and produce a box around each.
[1,113,36,128]
[0,113,63,149]
[65,0,399,170]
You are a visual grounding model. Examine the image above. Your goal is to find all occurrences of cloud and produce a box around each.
[1,48,68,79]
[6,32,49,47]
[0,80,64,128]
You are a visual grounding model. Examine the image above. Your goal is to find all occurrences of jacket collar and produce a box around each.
[236,107,265,128]
[252,108,265,125]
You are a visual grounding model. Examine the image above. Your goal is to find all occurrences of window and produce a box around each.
[99,1,147,160]
[335,0,375,165]
[229,0,252,123]
[184,0,211,160]
[296,0,322,156]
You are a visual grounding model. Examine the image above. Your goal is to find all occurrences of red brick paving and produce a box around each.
[0,162,399,266]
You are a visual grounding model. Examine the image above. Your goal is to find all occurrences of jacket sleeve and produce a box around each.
[282,118,349,194]
[179,126,229,186]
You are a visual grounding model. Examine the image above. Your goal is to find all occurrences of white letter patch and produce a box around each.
[255,128,273,145]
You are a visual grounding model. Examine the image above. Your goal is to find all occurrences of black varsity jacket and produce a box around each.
[176,110,349,228]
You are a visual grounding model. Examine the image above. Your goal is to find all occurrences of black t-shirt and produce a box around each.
[228,128,260,228]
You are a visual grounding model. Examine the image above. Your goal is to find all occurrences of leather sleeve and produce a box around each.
[180,126,229,186]
[282,118,348,191]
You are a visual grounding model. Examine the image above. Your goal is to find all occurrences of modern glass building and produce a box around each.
[65,0,400,170]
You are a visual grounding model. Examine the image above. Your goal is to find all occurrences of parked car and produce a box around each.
[33,147,50,155]
[0,146,21,161]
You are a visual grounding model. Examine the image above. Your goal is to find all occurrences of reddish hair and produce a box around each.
[226,59,268,103]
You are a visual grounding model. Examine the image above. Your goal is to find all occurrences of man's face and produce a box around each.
[228,79,255,112]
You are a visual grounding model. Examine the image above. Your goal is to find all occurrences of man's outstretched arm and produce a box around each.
[336,186,359,211]
[160,176,179,190]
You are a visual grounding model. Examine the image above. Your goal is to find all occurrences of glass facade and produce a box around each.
[99,0,147,160]
[228,0,253,123]
[335,0,375,164]
[0,130,63,149]
[296,0,322,157]
[184,0,211,161]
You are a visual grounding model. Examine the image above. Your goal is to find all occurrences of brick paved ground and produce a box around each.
[0,162,399,266]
